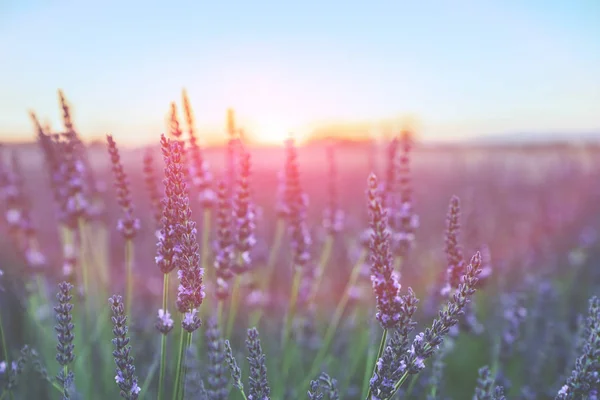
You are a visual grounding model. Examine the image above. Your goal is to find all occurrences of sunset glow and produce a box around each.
[0,1,599,145]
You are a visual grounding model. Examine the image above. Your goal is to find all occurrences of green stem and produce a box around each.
[178,331,193,400]
[307,234,334,304]
[361,333,377,399]
[201,209,211,281]
[157,273,170,400]
[217,301,224,329]
[226,275,242,338]
[365,328,388,400]
[264,218,284,287]
[280,268,303,381]
[303,249,366,388]
[172,327,189,400]
[125,239,134,318]
[0,311,7,362]
[76,217,90,303]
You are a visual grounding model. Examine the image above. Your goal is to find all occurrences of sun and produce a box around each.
[252,119,295,145]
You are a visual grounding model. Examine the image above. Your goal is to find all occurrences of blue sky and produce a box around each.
[0,0,599,144]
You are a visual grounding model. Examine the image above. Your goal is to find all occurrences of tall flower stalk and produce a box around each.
[182,90,214,281]
[214,181,235,327]
[159,135,205,400]
[226,146,256,337]
[309,142,343,303]
[364,173,404,400]
[280,137,312,380]
[106,134,140,318]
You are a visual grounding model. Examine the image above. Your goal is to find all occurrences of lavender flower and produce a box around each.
[556,296,600,399]
[367,173,403,329]
[57,91,89,225]
[383,136,399,211]
[246,327,271,400]
[182,90,215,207]
[405,252,483,375]
[369,288,419,399]
[473,366,494,400]
[214,181,235,300]
[205,317,229,400]
[322,143,344,234]
[106,135,140,239]
[155,309,174,335]
[109,295,140,400]
[283,137,312,268]
[233,147,256,274]
[158,135,205,323]
[442,196,465,296]
[142,148,163,230]
[391,129,418,256]
[224,340,243,391]
[54,281,75,398]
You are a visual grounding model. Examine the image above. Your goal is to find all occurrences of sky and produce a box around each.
[0,0,599,145]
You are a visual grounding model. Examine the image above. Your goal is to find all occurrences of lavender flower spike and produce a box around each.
[233,147,256,274]
[367,173,403,330]
[556,296,600,399]
[109,295,141,400]
[106,134,140,239]
[55,281,75,398]
[160,135,205,329]
[246,327,271,400]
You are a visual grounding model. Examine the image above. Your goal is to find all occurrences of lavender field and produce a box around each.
[0,92,598,400]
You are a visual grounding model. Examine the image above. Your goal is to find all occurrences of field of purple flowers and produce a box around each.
[0,91,598,400]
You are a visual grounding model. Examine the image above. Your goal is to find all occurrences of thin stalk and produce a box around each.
[365,328,388,400]
[303,249,366,387]
[0,311,7,363]
[177,331,193,400]
[201,209,211,280]
[157,273,170,400]
[226,275,242,338]
[124,239,134,318]
[361,333,377,399]
[339,320,370,394]
[405,375,418,397]
[264,218,285,287]
[307,234,335,303]
[280,267,303,380]
[76,218,90,303]
[217,300,224,329]
[140,351,161,399]
[250,218,285,327]
[172,327,189,400]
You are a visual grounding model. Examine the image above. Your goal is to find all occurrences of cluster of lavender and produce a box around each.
[156,135,205,331]
[557,296,600,399]
[308,372,340,400]
[367,169,486,399]
[472,366,506,400]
